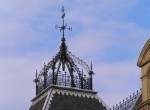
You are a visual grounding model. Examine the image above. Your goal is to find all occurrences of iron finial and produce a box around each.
[35,69,38,95]
[62,6,64,12]
[36,69,37,76]
[34,69,38,83]
[91,62,92,70]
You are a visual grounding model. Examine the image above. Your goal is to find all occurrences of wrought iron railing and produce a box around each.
[37,71,90,94]
[111,89,141,110]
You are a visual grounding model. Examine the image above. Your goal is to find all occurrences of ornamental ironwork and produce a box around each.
[111,89,142,110]
[34,6,94,95]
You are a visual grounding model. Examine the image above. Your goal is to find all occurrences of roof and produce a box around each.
[29,95,47,110]
[34,7,94,95]
[111,90,142,110]
[49,92,107,110]
[29,85,109,110]
[132,94,142,109]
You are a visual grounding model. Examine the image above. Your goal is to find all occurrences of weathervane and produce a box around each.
[55,6,72,41]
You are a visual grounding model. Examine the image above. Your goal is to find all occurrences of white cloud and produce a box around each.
[67,30,111,58]
[67,19,150,61]
[93,60,141,107]
[0,0,62,50]
[0,53,54,109]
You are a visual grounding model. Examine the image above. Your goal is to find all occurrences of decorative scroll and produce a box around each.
[68,51,92,74]
[37,71,90,94]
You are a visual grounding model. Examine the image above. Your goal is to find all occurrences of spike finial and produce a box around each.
[35,69,38,95]
[91,62,93,71]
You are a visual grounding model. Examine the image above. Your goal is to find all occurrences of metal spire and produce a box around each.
[55,6,72,42]
[44,63,47,89]
[34,6,94,95]
[91,62,93,71]
[34,69,39,95]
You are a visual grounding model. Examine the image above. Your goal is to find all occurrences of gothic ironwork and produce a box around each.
[111,89,142,110]
[34,6,94,95]
[37,71,91,94]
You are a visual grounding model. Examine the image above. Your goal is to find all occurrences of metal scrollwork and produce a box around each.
[34,6,94,95]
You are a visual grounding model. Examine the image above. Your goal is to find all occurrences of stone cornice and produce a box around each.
[134,99,150,110]
[137,39,150,67]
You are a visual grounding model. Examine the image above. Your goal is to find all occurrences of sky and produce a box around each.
[0,0,150,110]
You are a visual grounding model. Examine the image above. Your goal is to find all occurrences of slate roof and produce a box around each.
[29,95,47,110]
[29,86,108,110]
[132,94,142,110]
[49,92,107,110]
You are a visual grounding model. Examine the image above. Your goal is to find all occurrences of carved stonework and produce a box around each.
[134,101,150,110]
[137,39,150,67]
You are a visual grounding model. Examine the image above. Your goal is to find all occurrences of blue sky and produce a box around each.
[0,0,150,110]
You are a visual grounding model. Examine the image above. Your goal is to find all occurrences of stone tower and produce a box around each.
[29,6,108,110]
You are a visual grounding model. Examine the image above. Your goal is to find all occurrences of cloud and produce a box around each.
[67,30,110,58]
[0,56,34,109]
[67,0,137,22]
[0,0,63,55]
[93,60,141,107]
[67,19,150,62]
[0,52,55,110]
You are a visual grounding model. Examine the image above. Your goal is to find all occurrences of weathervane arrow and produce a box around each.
[55,6,72,40]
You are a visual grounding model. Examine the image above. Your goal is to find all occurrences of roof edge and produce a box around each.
[31,85,97,102]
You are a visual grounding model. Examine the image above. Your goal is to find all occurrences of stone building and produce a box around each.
[29,6,150,110]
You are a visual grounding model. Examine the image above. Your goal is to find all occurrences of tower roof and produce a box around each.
[29,86,108,110]
[29,7,109,110]
[34,6,94,95]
